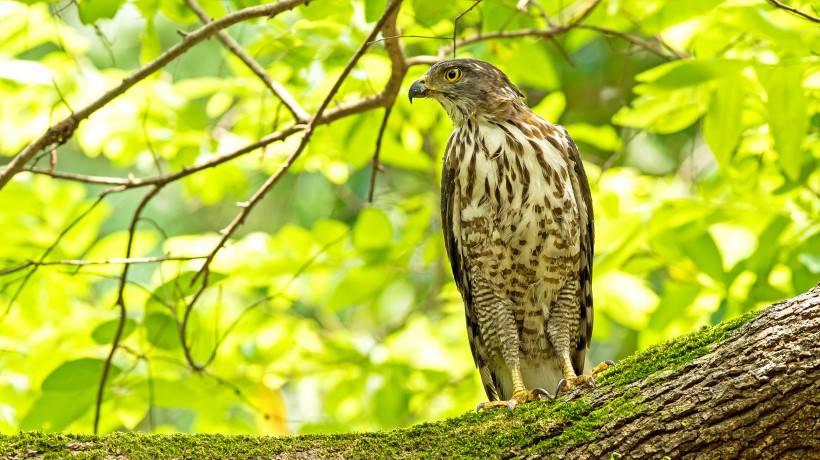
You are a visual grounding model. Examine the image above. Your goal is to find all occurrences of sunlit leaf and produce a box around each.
[595,272,660,330]
[42,358,121,391]
[703,76,744,169]
[637,59,746,90]
[757,63,809,180]
[565,123,623,152]
[353,208,393,252]
[532,92,566,122]
[365,0,388,22]
[145,313,182,350]
[78,0,126,24]
[91,318,137,345]
[682,232,725,283]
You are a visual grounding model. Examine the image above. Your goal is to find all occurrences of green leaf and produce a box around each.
[613,87,709,133]
[364,0,388,22]
[326,266,391,310]
[532,92,566,122]
[42,358,121,391]
[145,313,181,350]
[91,318,137,345]
[139,19,162,65]
[725,6,807,50]
[637,59,747,90]
[594,272,659,330]
[134,0,160,19]
[78,0,126,24]
[151,271,227,305]
[798,253,820,274]
[564,123,623,152]
[353,208,393,252]
[21,389,96,432]
[683,233,725,283]
[639,0,725,33]
[757,63,809,180]
[373,372,410,426]
[703,76,744,169]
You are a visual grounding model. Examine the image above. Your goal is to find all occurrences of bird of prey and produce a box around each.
[409,59,610,410]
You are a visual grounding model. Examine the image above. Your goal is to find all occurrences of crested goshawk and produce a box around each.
[409,59,610,410]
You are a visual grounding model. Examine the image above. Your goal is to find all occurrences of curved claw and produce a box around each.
[605,359,615,366]
[555,378,567,396]
[476,402,486,412]
[506,399,518,412]
[532,387,554,400]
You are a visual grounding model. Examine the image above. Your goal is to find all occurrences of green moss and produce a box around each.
[599,307,759,388]
[0,309,759,459]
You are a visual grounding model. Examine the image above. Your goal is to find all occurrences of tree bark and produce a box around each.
[563,285,820,459]
[2,286,818,459]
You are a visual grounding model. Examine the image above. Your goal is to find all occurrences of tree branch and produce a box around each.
[178,0,405,371]
[184,0,310,122]
[94,185,164,434]
[0,0,308,192]
[6,287,818,457]
[0,255,205,277]
[767,0,820,23]
[367,106,393,202]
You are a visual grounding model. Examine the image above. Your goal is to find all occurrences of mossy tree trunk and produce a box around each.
[2,287,818,459]
[558,285,820,459]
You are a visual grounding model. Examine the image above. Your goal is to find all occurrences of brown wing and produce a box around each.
[561,127,594,375]
[440,135,502,401]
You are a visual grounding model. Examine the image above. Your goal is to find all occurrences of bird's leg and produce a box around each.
[476,367,552,412]
[547,279,613,394]
[477,297,553,411]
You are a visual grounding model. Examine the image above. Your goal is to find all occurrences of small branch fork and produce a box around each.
[766,0,820,23]
[0,0,691,430]
[0,0,309,191]
[178,0,404,371]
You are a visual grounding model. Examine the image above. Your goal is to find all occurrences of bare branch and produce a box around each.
[184,0,310,122]
[178,0,405,371]
[0,255,205,277]
[0,0,308,192]
[452,1,483,58]
[577,24,680,60]
[1,191,112,319]
[767,0,820,23]
[368,106,393,202]
[94,185,164,434]
[408,19,679,65]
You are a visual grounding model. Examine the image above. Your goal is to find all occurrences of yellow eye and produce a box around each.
[444,68,463,82]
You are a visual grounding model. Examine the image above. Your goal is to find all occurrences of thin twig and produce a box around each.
[368,106,393,202]
[452,1,483,58]
[576,24,678,60]
[184,0,309,122]
[178,0,404,372]
[369,34,449,44]
[198,230,349,369]
[0,0,308,191]
[0,255,206,277]
[767,0,820,23]
[94,185,164,434]
[1,191,114,319]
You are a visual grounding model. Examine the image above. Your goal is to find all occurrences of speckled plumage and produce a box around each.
[410,59,594,402]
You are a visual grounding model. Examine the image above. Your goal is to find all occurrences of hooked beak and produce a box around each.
[408,79,427,103]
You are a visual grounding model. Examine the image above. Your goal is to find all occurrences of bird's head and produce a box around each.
[408,58,524,125]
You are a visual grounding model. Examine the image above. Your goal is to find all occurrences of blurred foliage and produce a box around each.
[0,0,818,436]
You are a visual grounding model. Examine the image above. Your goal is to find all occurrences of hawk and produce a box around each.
[409,59,610,410]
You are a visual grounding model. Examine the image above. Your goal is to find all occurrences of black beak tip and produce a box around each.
[408,80,426,104]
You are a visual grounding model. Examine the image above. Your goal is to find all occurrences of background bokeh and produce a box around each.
[0,0,818,435]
